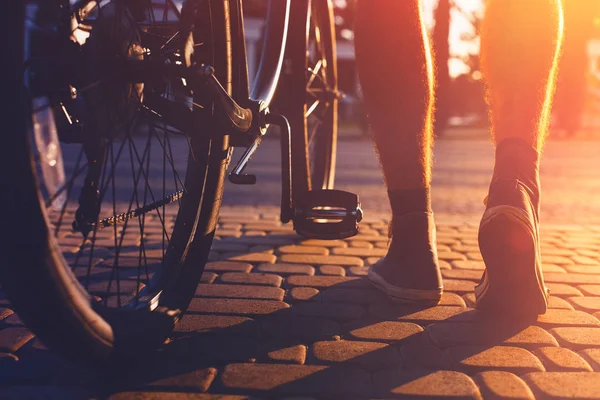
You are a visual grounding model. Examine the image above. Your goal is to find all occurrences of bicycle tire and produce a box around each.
[0,0,233,364]
[284,0,339,196]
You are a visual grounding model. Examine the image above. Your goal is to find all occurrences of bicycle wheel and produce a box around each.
[0,0,234,364]
[285,0,339,195]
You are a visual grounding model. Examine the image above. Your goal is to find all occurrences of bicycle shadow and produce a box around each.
[98,279,540,398]
[2,231,543,398]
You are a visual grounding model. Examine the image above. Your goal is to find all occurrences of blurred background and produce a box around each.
[243,0,600,140]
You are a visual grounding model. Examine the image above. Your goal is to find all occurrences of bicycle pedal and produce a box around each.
[294,189,363,240]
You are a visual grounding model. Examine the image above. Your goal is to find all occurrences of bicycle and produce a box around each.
[1,0,362,365]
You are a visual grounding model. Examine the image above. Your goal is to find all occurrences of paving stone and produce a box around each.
[442,269,483,281]
[544,272,600,285]
[466,252,484,261]
[238,231,265,237]
[347,234,389,243]
[452,260,486,270]
[439,292,468,307]
[320,288,384,305]
[260,315,341,341]
[446,345,545,374]
[442,279,477,294]
[219,273,282,287]
[577,249,600,258]
[247,245,275,254]
[221,236,296,247]
[286,287,320,302]
[369,305,477,324]
[277,245,328,256]
[242,222,282,231]
[330,247,387,257]
[219,363,372,398]
[210,242,249,253]
[373,368,481,399]
[474,371,534,399]
[536,309,600,328]
[205,261,253,273]
[534,347,593,372]
[317,265,345,276]
[299,239,347,248]
[309,340,401,371]
[215,228,242,238]
[578,284,600,296]
[145,367,218,393]
[260,342,306,365]
[165,335,260,364]
[291,302,365,321]
[174,315,258,336]
[0,308,13,322]
[547,283,583,297]
[438,251,468,261]
[542,264,569,273]
[365,257,383,266]
[572,256,600,266]
[344,320,423,343]
[451,244,480,253]
[437,237,461,246]
[523,372,600,399]
[0,327,35,353]
[351,240,374,248]
[219,213,259,222]
[220,253,277,264]
[400,333,453,369]
[543,248,578,257]
[187,298,289,316]
[194,284,284,301]
[347,266,370,276]
[550,327,600,349]
[568,297,600,313]
[2,313,24,327]
[564,265,600,275]
[279,254,363,267]
[219,222,243,230]
[579,349,600,371]
[542,255,575,265]
[542,296,575,310]
[254,263,315,276]
[428,323,558,350]
[286,275,366,289]
[201,272,218,284]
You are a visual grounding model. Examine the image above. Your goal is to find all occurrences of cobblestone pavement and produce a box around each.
[2,139,600,399]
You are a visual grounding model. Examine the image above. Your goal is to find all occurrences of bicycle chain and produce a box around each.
[97,189,184,230]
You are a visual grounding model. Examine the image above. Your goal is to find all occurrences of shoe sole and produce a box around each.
[476,205,548,316]
[368,267,442,306]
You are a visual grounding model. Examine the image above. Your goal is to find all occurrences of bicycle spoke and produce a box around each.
[127,136,171,242]
[306,60,323,90]
[150,125,187,193]
[51,147,85,236]
[105,132,153,305]
[165,130,183,209]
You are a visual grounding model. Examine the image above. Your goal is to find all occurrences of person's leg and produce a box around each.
[355,0,442,304]
[476,0,564,315]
